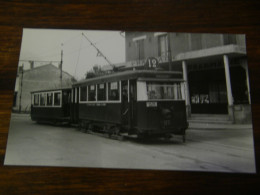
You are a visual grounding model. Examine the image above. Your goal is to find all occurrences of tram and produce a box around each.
[31,87,71,124]
[71,69,188,141]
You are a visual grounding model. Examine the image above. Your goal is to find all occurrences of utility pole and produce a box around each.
[60,45,63,88]
[167,33,172,71]
[19,64,24,113]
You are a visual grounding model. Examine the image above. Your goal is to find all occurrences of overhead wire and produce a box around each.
[19,31,123,79]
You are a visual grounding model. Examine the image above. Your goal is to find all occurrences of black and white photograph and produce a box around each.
[4,28,256,173]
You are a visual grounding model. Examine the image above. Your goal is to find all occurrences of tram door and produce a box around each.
[63,90,71,117]
[70,87,79,123]
[129,80,137,131]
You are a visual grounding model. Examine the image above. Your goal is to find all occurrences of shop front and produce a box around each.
[171,45,251,123]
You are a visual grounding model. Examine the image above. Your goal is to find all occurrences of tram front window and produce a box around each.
[146,82,182,100]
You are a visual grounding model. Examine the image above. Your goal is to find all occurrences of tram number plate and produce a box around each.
[146,102,157,107]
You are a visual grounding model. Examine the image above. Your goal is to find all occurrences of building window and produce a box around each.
[97,83,106,101]
[88,85,96,101]
[158,35,168,58]
[223,34,237,45]
[108,82,119,101]
[80,86,87,102]
[46,93,53,106]
[54,92,61,106]
[136,39,145,60]
[191,34,202,50]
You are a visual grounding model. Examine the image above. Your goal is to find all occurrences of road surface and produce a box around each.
[4,114,256,173]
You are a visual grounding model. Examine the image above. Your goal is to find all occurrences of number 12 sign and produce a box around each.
[145,57,159,69]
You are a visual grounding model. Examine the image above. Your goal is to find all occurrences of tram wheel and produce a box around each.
[88,123,94,131]
[137,133,145,139]
[108,126,121,138]
[164,134,172,140]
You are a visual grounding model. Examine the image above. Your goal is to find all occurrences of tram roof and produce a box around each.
[74,70,183,86]
[31,87,72,94]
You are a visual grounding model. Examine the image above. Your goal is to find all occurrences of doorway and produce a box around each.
[189,68,228,114]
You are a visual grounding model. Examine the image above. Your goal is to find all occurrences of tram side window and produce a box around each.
[40,93,46,106]
[34,94,39,106]
[88,85,96,101]
[54,92,61,106]
[46,92,53,106]
[97,83,106,101]
[108,82,119,101]
[80,86,87,102]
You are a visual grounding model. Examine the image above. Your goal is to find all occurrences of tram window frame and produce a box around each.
[108,81,120,101]
[88,85,96,101]
[79,86,87,102]
[146,82,184,101]
[54,91,62,106]
[97,83,107,101]
[46,92,53,106]
[40,93,46,106]
[33,94,39,106]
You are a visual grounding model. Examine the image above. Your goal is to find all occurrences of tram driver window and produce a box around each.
[147,82,183,100]
[88,85,96,101]
[46,93,53,106]
[54,92,61,106]
[108,82,119,101]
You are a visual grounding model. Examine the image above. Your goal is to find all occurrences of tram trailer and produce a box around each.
[31,88,71,124]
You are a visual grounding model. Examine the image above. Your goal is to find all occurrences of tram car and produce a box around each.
[71,70,189,141]
[31,87,71,124]
[31,69,189,141]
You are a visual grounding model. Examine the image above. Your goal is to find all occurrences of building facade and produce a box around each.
[13,64,75,113]
[125,32,251,123]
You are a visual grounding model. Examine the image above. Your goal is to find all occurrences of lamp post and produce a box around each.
[60,45,63,88]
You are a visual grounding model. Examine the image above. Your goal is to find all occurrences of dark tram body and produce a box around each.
[31,88,71,123]
[31,70,189,141]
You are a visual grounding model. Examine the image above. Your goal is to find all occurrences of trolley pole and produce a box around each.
[82,33,116,71]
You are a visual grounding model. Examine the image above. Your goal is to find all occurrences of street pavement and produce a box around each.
[4,113,256,173]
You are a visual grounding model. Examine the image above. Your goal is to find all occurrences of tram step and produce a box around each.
[188,119,233,124]
[188,114,233,124]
